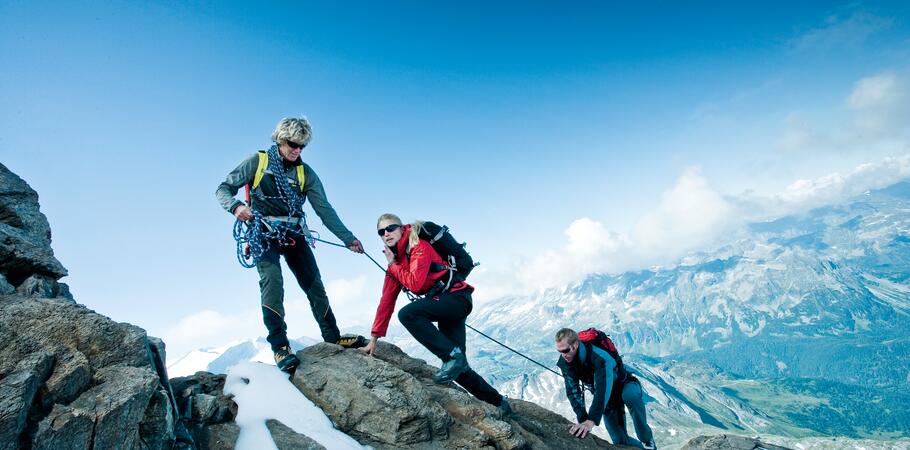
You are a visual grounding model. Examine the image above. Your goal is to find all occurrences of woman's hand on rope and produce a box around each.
[348,239,364,253]
[233,205,253,222]
[383,246,395,264]
[358,336,379,356]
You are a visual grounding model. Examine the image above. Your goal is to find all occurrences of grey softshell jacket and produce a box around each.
[215,152,357,246]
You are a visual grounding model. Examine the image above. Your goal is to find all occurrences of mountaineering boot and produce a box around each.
[336,334,368,349]
[498,396,514,419]
[642,440,657,450]
[433,347,469,383]
[274,346,300,373]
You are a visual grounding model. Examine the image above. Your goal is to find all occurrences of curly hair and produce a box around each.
[271,117,313,146]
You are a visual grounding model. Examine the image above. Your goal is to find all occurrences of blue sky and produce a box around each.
[2,1,909,359]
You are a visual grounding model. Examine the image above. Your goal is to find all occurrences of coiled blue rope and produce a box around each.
[233,146,316,268]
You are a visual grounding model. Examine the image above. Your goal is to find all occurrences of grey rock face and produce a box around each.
[200,422,240,450]
[0,295,177,450]
[172,372,239,448]
[267,419,327,450]
[0,273,13,295]
[15,273,72,300]
[38,366,159,449]
[0,352,54,450]
[0,163,67,285]
[32,404,94,450]
[140,388,176,450]
[681,434,793,450]
[0,296,148,375]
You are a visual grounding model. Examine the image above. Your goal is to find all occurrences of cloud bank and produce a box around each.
[473,153,910,300]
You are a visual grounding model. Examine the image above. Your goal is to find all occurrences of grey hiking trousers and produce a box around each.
[257,239,340,350]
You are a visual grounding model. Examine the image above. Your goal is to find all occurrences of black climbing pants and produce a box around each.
[257,240,340,350]
[397,289,503,407]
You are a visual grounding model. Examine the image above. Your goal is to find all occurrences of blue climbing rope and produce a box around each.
[233,146,318,268]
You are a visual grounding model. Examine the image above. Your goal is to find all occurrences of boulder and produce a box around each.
[0,273,14,295]
[31,404,94,450]
[0,352,54,450]
[681,434,793,450]
[140,387,177,450]
[35,365,159,449]
[199,422,240,450]
[267,419,327,450]
[172,372,239,447]
[0,163,67,285]
[0,295,178,449]
[291,341,619,449]
[15,274,73,301]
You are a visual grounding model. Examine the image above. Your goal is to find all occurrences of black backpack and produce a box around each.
[417,221,476,281]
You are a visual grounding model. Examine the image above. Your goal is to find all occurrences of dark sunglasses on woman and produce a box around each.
[377,224,402,236]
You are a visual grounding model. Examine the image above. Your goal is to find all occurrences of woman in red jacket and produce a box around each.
[360,213,512,415]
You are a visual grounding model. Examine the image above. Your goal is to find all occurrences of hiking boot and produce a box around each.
[433,347,469,383]
[498,396,513,419]
[274,346,300,373]
[642,440,657,450]
[336,334,368,349]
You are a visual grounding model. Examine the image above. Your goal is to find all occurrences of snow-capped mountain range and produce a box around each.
[465,181,910,447]
[169,181,910,449]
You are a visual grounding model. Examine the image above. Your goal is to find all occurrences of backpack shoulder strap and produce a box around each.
[252,151,269,190]
[296,164,305,192]
[429,224,448,244]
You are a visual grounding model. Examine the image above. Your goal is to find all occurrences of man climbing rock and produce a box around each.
[555,328,655,449]
[216,117,367,373]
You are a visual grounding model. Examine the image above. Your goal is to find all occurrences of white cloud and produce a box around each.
[778,71,910,152]
[848,72,899,109]
[632,167,736,258]
[474,154,910,301]
[324,275,368,308]
[476,168,737,298]
[847,72,909,138]
[790,11,892,53]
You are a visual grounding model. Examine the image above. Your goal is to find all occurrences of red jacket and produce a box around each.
[370,225,468,337]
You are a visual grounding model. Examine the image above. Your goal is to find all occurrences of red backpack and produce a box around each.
[577,328,629,381]
[578,328,619,353]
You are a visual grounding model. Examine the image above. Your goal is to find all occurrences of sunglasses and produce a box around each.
[377,224,402,236]
[557,345,574,354]
[286,141,305,150]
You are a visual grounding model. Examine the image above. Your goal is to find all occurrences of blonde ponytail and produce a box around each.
[408,221,424,251]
